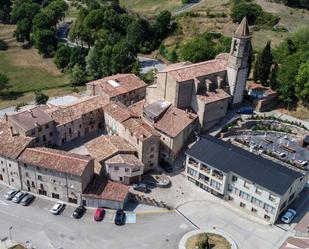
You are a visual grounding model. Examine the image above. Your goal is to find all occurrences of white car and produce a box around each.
[50,201,65,215]
[281,209,297,224]
[295,160,308,167]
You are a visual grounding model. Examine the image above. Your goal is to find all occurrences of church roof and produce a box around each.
[234,16,250,38]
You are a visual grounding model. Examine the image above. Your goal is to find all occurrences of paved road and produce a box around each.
[0,185,194,249]
[138,56,166,74]
[173,0,202,16]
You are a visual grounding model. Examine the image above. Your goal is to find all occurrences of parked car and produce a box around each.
[132,183,150,193]
[281,209,297,224]
[295,160,308,167]
[5,189,19,200]
[114,209,125,225]
[159,161,173,173]
[20,194,35,206]
[94,208,105,221]
[50,201,65,215]
[12,191,26,203]
[72,206,86,219]
[274,151,286,158]
[236,107,254,114]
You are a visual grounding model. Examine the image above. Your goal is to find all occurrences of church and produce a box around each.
[146,17,252,131]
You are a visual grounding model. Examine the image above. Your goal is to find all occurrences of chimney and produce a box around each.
[217,76,223,89]
[206,79,212,92]
[10,126,18,137]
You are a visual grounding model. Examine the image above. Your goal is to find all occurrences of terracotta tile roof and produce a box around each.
[197,89,231,104]
[159,56,228,82]
[103,102,133,123]
[128,100,146,116]
[83,175,129,202]
[154,106,198,138]
[7,106,53,132]
[122,117,159,140]
[0,121,34,159]
[163,61,192,71]
[46,96,106,125]
[85,135,136,162]
[248,82,277,96]
[279,237,309,249]
[18,147,92,176]
[106,154,144,168]
[87,74,147,98]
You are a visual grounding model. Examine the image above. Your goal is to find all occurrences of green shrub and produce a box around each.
[0,39,8,51]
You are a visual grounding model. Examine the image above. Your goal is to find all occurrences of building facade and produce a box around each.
[185,136,307,223]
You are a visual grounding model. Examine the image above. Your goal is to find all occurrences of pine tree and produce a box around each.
[253,40,273,86]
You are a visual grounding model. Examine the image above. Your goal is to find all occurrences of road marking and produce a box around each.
[0,208,43,226]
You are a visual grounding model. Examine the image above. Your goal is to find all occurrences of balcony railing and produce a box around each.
[212,173,223,180]
[200,166,210,174]
[188,160,198,168]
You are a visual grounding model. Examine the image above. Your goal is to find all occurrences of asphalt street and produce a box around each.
[0,185,194,249]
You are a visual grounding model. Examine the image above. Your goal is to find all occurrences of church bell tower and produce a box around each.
[227,16,252,106]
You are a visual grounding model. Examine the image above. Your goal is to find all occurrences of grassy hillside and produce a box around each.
[0,24,70,108]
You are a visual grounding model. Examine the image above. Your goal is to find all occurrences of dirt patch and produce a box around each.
[276,104,309,121]
[186,233,231,249]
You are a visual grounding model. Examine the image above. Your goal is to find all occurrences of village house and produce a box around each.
[146,17,252,131]
[18,147,94,204]
[86,74,147,106]
[6,106,56,146]
[45,96,106,146]
[185,135,307,224]
[85,135,144,184]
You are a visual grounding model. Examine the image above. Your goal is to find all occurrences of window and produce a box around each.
[150,147,155,152]
[269,194,275,202]
[37,175,42,181]
[244,181,250,189]
[42,135,46,142]
[25,172,29,177]
[232,175,238,182]
[150,154,154,159]
[239,190,251,201]
[187,167,198,177]
[264,215,271,220]
[2,168,4,173]
[256,188,262,195]
[264,203,275,214]
[240,202,246,208]
[252,197,264,208]
[1,161,3,164]
[45,124,49,129]
[251,208,257,213]
[125,168,129,173]
[38,126,42,132]
[228,185,238,194]
[8,163,11,167]
[210,180,221,190]
[31,181,35,187]
[24,163,27,167]
[53,187,57,191]
[199,173,209,183]
[11,178,14,182]
[35,137,39,143]
[114,166,119,170]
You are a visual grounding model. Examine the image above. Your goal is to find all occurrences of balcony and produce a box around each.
[188,158,199,168]
[200,165,211,174]
[212,170,223,181]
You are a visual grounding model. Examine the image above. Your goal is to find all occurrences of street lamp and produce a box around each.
[8,226,13,241]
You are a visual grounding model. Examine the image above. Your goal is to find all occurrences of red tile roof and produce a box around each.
[8,106,53,132]
[154,106,198,138]
[87,74,147,98]
[279,237,309,249]
[122,117,159,140]
[46,96,106,125]
[159,54,229,82]
[0,121,34,159]
[85,135,136,162]
[197,89,231,104]
[18,147,92,176]
[103,102,133,123]
[106,154,144,168]
[248,82,277,96]
[83,175,129,202]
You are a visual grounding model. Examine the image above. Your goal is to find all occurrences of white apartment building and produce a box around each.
[185,135,307,224]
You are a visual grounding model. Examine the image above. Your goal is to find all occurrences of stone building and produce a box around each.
[0,121,34,189]
[6,106,56,146]
[185,135,307,224]
[18,147,94,204]
[45,96,106,145]
[103,102,160,171]
[86,74,147,106]
[85,135,144,184]
[146,17,252,131]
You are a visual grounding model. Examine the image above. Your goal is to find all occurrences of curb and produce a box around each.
[136,209,172,216]
[178,227,238,249]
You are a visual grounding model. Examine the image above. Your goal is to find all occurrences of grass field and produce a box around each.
[0,24,70,108]
[119,0,182,16]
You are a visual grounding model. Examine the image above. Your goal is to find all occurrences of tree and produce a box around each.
[153,10,172,39]
[35,90,49,105]
[70,64,87,86]
[253,40,273,85]
[86,44,102,79]
[0,0,12,23]
[231,2,263,25]
[269,62,279,89]
[0,73,10,95]
[54,45,72,70]
[295,61,309,105]
[0,39,8,50]
[15,19,32,42]
[32,28,57,57]
[10,1,41,24]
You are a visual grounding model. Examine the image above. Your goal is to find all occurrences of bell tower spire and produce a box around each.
[227,16,252,106]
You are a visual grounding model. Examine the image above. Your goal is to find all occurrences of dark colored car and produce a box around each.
[73,206,86,219]
[94,208,105,221]
[159,161,173,173]
[115,209,125,225]
[20,194,35,206]
[236,107,254,114]
[133,183,150,193]
[5,189,19,200]
[12,191,27,203]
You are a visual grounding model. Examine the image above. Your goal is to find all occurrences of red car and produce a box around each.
[94,208,105,221]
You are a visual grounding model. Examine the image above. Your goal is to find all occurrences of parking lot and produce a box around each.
[0,184,194,249]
